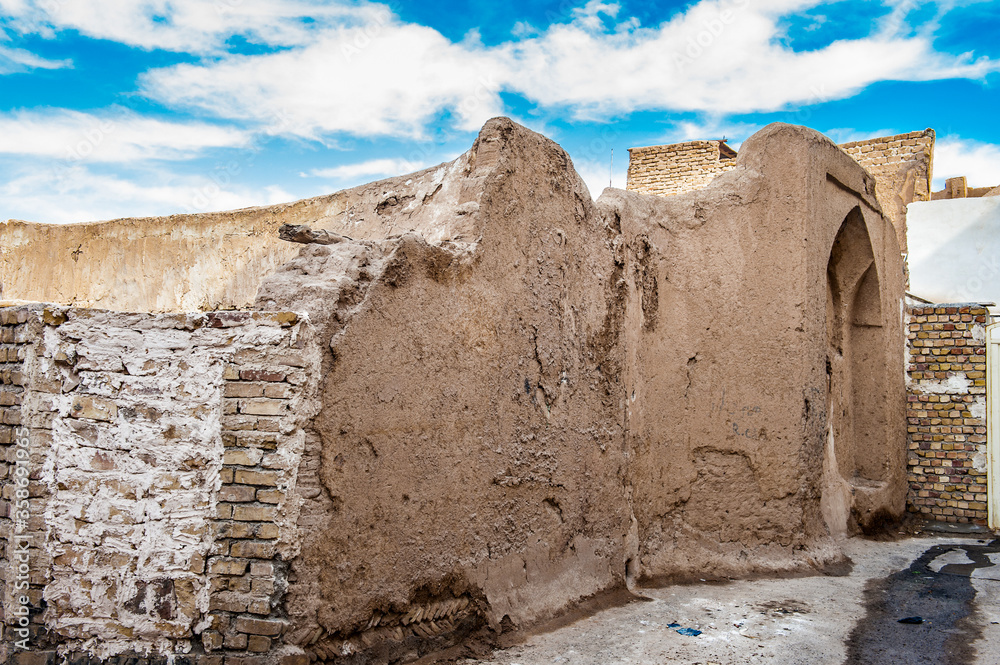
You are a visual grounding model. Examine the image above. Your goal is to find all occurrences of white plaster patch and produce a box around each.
[913,372,972,395]
[970,397,987,421]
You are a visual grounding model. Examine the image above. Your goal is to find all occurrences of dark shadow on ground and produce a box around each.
[844,538,1000,664]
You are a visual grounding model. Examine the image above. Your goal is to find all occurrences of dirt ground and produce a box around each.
[456,531,1000,665]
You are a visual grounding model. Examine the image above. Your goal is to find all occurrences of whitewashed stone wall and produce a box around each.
[0,306,319,662]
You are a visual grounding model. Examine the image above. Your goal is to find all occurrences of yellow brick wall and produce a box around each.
[906,305,990,524]
[839,130,935,204]
[626,129,934,256]
[626,141,736,196]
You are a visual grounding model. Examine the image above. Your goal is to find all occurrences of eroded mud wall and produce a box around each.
[255,120,907,660]
[257,119,635,660]
[600,123,907,581]
[0,154,472,313]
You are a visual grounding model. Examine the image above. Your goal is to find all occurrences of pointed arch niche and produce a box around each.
[824,207,892,532]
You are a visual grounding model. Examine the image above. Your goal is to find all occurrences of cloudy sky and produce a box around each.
[1,0,998,223]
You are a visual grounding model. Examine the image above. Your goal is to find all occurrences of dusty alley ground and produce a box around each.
[457,533,1000,665]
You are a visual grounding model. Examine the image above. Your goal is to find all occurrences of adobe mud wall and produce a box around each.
[1,118,907,663]
[610,123,907,574]
[0,216,299,313]
[905,304,990,524]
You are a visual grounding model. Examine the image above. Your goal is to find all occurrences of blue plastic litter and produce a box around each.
[666,622,680,628]
[676,627,702,636]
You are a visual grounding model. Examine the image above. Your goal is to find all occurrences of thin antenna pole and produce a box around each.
[609,149,614,189]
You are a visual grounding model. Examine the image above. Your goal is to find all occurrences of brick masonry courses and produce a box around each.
[839,130,935,255]
[628,129,935,256]
[626,140,736,197]
[906,304,991,524]
[0,306,320,664]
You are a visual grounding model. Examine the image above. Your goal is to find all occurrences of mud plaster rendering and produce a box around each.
[1,118,907,662]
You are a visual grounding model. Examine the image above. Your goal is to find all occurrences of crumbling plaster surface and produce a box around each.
[4,307,317,658]
[257,119,634,660]
[254,119,907,660]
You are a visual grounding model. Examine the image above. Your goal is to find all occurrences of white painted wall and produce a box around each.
[907,197,1000,309]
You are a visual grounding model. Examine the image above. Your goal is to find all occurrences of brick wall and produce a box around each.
[837,130,934,255]
[839,130,935,200]
[0,306,319,663]
[204,312,312,655]
[626,140,736,196]
[0,307,50,658]
[626,129,934,255]
[906,304,990,524]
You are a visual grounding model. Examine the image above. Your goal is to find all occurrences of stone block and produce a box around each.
[250,561,274,577]
[233,616,285,636]
[248,598,271,615]
[218,521,254,539]
[210,592,249,613]
[230,540,276,559]
[256,489,283,504]
[234,469,279,487]
[232,504,277,522]
[247,635,272,652]
[239,369,286,382]
[209,557,248,576]
[225,449,264,467]
[239,399,288,416]
[70,395,118,422]
[225,382,265,398]
[263,383,293,399]
[218,485,257,503]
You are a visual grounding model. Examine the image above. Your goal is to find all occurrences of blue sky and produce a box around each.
[1,0,999,223]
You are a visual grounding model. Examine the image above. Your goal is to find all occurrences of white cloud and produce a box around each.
[572,157,622,200]
[505,0,998,117]
[0,42,70,73]
[933,138,1000,190]
[657,117,761,147]
[0,0,381,53]
[140,18,506,139]
[132,0,1000,142]
[0,162,294,223]
[0,109,249,162]
[303,158,433,184]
